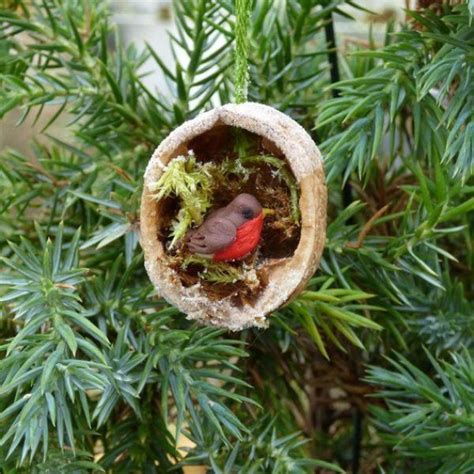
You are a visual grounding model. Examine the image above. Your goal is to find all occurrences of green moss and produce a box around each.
[240,154,300,223]
[180,255,248,283]
[150,152,216,247]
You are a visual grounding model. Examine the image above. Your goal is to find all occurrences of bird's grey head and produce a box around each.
[228,193,263,223]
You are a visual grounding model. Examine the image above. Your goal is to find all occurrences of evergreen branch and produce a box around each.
[366,348,474,473]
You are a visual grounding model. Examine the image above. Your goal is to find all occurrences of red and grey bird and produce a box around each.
[187,193,264,262]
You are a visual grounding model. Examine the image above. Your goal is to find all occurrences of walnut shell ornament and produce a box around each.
[140,103,327,330]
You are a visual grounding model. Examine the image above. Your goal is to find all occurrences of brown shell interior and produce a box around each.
[154,124,302,306]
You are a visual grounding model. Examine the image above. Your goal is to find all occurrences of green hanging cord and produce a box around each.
[234,0,252,103]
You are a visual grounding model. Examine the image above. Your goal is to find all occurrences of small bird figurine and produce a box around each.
[187,193,264,262]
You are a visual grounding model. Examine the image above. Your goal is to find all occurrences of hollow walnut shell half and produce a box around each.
[140,103,327,330]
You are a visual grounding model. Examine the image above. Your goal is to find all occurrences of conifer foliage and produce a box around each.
[0,0,473,472]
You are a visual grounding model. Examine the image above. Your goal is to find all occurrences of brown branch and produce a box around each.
[346,204,390,249]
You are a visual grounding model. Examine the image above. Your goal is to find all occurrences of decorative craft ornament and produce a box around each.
[140,1,327,330]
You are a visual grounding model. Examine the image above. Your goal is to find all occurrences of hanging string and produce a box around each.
[234,0,251,103]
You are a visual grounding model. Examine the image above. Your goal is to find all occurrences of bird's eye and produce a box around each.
[242,207,254,219]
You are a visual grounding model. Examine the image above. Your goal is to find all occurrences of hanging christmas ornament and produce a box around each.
[140,0,327,330]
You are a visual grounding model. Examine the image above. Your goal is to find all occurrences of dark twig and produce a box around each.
[325,18,361,471]
[324,14,353,212]
[352,407,363,474]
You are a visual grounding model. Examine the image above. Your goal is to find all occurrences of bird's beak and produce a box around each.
[262,208,275,217]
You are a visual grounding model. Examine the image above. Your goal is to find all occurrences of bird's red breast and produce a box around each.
[213,211,264,262]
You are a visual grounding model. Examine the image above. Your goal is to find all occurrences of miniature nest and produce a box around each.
[141,103,326,330]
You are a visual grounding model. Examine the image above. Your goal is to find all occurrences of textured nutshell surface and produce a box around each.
[140,103,327,330]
